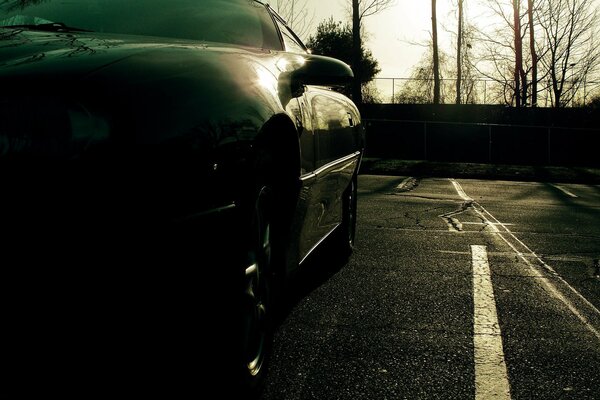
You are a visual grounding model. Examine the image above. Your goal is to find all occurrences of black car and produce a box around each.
[1,0,364,396]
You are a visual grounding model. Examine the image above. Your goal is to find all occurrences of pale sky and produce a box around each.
[298,0,485,77]
[298,0,600,79]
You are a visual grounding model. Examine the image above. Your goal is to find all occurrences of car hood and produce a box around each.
[0,30,153,77]
[0,31,289,219]
[0,30,286,148]
[0,30,273,82]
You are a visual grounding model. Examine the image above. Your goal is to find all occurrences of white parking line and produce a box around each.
[473,204,600,340]
[462,222,515,226]
[451,179,600,341]
[472,245,512,400]
[450,179,473,201]
[551,184,578,198]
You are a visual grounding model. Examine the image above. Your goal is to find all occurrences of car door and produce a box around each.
[306,87,359,238]
[270,13,323,260]
[270,9,361,262]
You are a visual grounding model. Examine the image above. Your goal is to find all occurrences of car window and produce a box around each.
[0,0,282,50]
[273,17,306,54]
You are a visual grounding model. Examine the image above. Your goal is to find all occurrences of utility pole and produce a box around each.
[456,0,463,104]
[432,0,441,104]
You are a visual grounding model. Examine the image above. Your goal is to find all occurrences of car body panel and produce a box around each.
[1,28,364,267]
[0,1,364,394]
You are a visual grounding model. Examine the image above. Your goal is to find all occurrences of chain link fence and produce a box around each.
[370,78,600,106]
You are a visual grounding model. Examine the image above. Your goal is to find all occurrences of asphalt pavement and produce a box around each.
[260,174,600,399]
[360,158,600,184]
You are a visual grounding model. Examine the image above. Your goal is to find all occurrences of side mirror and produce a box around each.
[276,54,354,101]
[292,54,354,87]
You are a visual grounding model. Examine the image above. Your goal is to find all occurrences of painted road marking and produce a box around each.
[551,184,578,198]
[472,245,512,400]
[451,179,473,201]
[462,222,515,226]
[473,204,600,340]
[450,179,600,341]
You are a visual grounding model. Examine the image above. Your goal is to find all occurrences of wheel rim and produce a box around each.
[243,188,271,377]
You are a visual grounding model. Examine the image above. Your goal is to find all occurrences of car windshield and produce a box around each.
[0,0,282,49]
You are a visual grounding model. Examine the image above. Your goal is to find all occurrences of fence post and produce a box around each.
[392,79,395,104]
[424,122,428,160]
[484,81,487,104]
[547,127,552,165]
[488,125,492,163]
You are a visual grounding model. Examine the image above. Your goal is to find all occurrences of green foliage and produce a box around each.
[306,17,380,85]
[587,95,600,109]
[362,82,382,104]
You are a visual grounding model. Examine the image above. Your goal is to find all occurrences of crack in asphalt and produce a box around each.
[392,194,458,202]
[404,211,427,230]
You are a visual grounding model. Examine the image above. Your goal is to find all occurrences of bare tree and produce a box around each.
[527,0,538,106]
[538,0,600,107]
[474,0,599,106]
[272,0,315,40]
[452,0,480,104]
[352,0,361,104]
[351,0,395,105]
[513,0,526,106]
[395,46,452,104]
[473,0,536,105]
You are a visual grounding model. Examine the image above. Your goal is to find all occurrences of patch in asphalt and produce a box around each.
[394,177,418,193]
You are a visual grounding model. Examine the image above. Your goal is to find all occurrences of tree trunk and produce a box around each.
[520,70,528,106]
[432,0,441,104]
[456,0,463,104]
[554,84,562,108]
[513,0,523,107]
[352,0,362,105]
[527,0,537,106]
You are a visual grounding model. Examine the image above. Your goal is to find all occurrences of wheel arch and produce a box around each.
[254,113,301,183]
[252,113,302,286]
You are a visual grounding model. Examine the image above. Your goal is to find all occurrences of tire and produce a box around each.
[332,175,358,259]
[238,184,274,396]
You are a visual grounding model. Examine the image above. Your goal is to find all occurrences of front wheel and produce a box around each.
[239,184,274,395]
